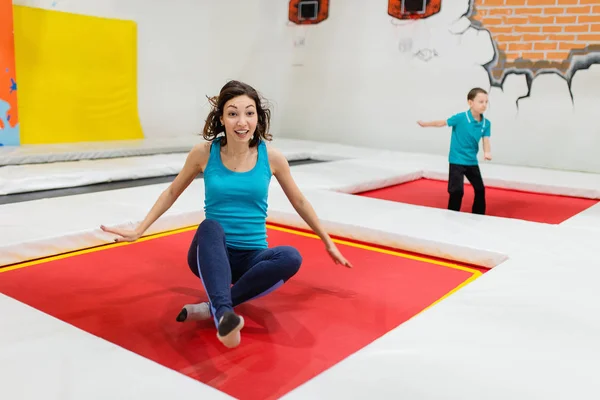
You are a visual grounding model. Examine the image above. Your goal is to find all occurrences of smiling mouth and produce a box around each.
[235,130,249,136]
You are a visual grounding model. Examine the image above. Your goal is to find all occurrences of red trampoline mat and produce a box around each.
[0,227,478,400]
[358,178,598,224]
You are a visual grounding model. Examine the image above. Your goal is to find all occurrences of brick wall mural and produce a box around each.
[470,0,600,101]
[282,1,600,172]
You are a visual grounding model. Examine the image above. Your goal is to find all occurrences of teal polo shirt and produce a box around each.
[446,110,491,166]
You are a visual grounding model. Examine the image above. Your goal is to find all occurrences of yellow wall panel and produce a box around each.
[13,6,143,144]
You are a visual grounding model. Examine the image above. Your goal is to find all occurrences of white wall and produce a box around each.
[14,0,600,174]
[14,0,294,140]
[280,0,600,173]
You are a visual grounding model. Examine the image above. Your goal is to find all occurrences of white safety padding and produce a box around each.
[559,202,600,232]
[0,139,320,195]
[0,172,565,269]
[0,177,503,268]
[0,294,235,400]
[0,136,203,166]
[3,141,600,400]
[4,138,600,199]
[283,157,423,194]
[281,240,600,400]
[0,154,187,195]
[4,143,600,267]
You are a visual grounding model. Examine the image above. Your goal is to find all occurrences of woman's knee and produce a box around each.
[279,246,303,275]
[187,219,225,274]
[198,218,224,236]
[195,219,226,248]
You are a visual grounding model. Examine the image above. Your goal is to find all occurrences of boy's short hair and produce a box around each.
[467,87,488,101]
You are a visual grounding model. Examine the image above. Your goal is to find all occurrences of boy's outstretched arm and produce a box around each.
[417,120,447,127]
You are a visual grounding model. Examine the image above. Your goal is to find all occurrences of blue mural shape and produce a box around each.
[0,98,19,146]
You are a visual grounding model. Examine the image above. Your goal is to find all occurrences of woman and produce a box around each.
[101,80,352,349]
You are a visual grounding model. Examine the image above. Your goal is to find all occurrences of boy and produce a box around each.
[417,87,492,215]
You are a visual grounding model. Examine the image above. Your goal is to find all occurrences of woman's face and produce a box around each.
[220,95,258,144]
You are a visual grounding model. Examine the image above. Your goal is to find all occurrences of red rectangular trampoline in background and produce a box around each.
[0,224,482,400]
[357,178,598,224]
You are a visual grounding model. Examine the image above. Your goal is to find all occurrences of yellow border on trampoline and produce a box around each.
[0,223,482,311]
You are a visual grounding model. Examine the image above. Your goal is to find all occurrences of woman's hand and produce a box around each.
[326,243,353,268]
[100,225,142,243]
[97,144,208,245]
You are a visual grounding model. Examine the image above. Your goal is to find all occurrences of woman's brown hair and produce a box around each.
[202,80,272,147]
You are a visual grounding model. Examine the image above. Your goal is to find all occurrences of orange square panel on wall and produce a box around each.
[388,0,441,20]
[289,0,329,25]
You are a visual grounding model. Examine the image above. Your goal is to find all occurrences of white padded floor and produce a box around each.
[0,136,204,165]
[1,138,600,399]
[0,137,377,195]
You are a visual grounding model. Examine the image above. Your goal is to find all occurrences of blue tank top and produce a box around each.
[203,137,272,249]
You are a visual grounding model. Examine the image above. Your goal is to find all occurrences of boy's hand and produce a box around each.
[484,152,492,161]
[418,120,446,128]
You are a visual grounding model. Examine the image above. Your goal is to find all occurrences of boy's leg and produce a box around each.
[448,164,465,211]
[465,165,486,215]
[229,246,303,307]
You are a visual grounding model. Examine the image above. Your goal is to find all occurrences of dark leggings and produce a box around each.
[187,219,303,327]
[448,163,486,215]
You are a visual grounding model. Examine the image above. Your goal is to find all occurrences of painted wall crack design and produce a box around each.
[464,0,600,107]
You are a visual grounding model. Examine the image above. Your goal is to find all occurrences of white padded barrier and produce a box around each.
[0,147,315,196]
[0,294,235,400]
[3,140,600,400]
[425,162,600,199]
[3,144,600,267]
[0,138,319,195]
[0,136,347,167]
[0,136,204,165]
[2,173,592,269]
[282,249,600,400]
[5,138,600,200]
[0,154,186,195]
[0,177,506,268]
[558,202,600,232]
